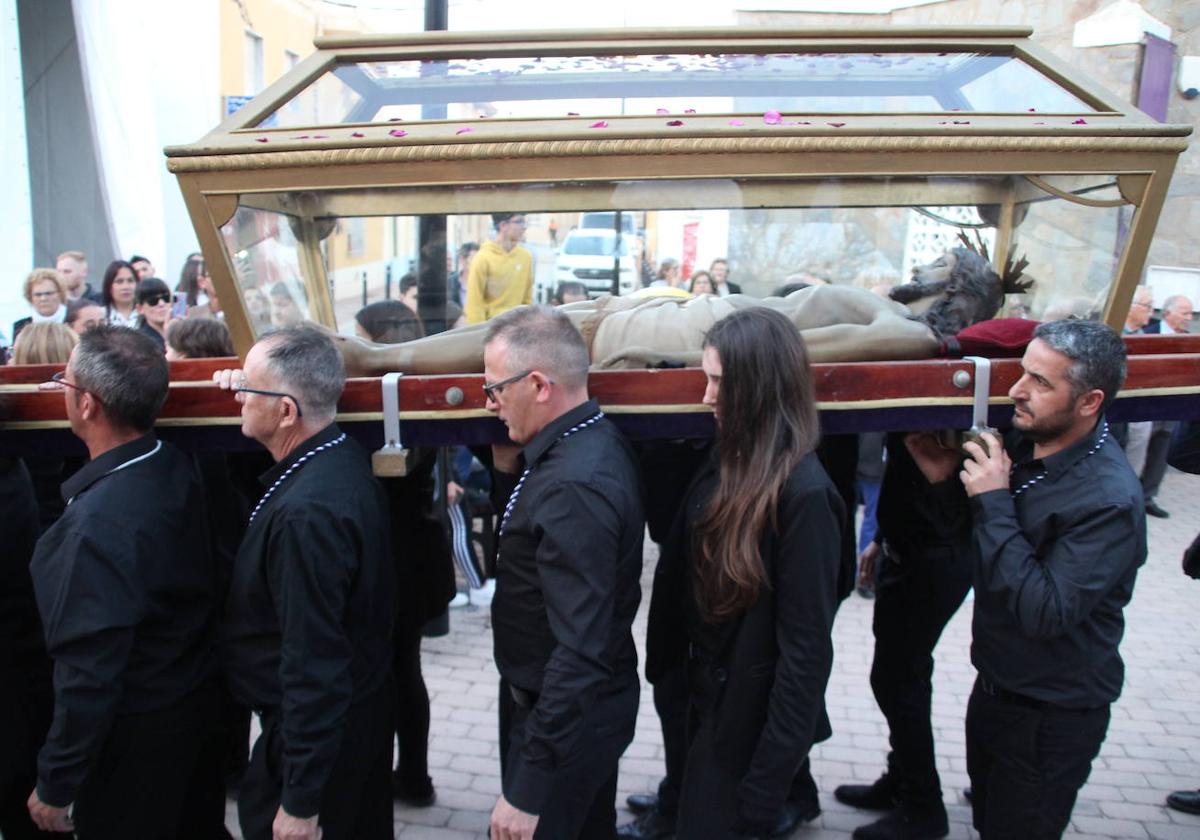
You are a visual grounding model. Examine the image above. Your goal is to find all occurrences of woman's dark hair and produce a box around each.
[177,253,204,306]
[101,260,138,307]
[355,299,425,344]
[693,308,821,621]
[135,277,170,305]
[166,317,234,359]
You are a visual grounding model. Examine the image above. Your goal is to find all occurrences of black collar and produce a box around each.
[521,399,602,467]
[1011,416,1107,478]
[259,423,343,487]
[61,433,160,503]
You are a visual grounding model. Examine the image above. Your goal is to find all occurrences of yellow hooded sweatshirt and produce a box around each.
[464,240,533,324]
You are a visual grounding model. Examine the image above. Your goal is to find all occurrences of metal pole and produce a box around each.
[417,0,450,334]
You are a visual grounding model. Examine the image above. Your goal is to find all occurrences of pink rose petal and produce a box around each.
[293,135,310,139]
[684,108,696,114]
[312,134,329,139]
[656,108,670,115]
[255,137,269,143]
[1072,118,1088,124]
[763,110,783,125]
[456,126,474,135]
[351,132,365,138]
[388,117,404,122]
[589,120,609,128]
[728,119,746,126]
[666,120,684,126]
[827,122,846,128]
[1027,108,1037,112]
[388,129,408,137]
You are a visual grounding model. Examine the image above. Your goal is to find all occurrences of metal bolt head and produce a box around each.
[445,386,464,406]
[953,370,972,389]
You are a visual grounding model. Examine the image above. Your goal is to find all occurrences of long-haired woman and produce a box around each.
[664,307,844,838]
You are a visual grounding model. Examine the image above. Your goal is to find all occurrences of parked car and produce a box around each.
[553,228,638,297]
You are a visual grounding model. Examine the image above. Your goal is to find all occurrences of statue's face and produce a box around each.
[911,250,958,286]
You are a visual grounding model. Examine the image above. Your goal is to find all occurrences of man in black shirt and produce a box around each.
[835,431,972,840]
[28,325,223,837]
[933,320,1145,838]
[483,306,645,840]
[220,327,395,840]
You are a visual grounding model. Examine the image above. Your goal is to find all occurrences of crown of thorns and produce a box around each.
[957,231,1032,295]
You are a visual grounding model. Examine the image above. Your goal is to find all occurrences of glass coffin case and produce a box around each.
[2,26,1196,450]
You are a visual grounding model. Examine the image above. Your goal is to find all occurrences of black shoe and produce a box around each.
[961,787,973,804]
[1145,500,1170,519]
[774,798,821,833]
[1166,789,1200,815]
[392,774,436,807]
[835,777,899,811]
[626,792,658,815]
[851,808,949,840]
[617,810,675,838]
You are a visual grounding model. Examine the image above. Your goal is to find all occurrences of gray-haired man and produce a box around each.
[220,326,395,840]
[913,320,1145,838]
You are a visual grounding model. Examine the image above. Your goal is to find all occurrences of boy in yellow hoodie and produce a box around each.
[464,213,533,323]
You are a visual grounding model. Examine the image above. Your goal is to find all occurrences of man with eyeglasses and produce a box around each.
[464,212,533,324]
[483,306,645,840]
[217,326,395,840]
[27,325,224,837]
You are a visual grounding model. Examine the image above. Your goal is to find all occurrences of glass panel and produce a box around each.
[219,206,313,337]
[261,51,1091,127]
[219,175,1128,344]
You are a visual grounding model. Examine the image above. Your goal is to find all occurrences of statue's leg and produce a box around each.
[801,317,939,363]
[593,347,704,370]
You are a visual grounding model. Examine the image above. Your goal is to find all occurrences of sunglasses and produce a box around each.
[140,293,171,306]
[482,369,533,401]
[235,385,304,417]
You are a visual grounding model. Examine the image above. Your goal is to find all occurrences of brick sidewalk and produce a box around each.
[225,468,1200,838]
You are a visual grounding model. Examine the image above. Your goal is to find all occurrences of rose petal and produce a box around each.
[388,117,403,122]
[255,137,269,143]
[351,132,365,138]
[953,120,970,125]
[1027,108,1037,112]
[590,120,609,128]
[828,122,845,128]
[312,134,329,139]
[293,135,310,139]
[567,111,580,116]
[728,119,746,126]
[666,120,684,126]
[1072,118,1088,124]
[684,108,696,114]
[388,129,408,137]
[656,108,670,115]
[456,127,474,135]
[763,110,783,125]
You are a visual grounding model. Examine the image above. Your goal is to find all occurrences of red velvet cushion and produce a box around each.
[944,318,1040,358]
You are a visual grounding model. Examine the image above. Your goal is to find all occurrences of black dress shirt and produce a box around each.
[490,399,645,814]
[224,424,395,818]
[30,435,218,806]
[970,420,1146,708]
[876,433,972,556]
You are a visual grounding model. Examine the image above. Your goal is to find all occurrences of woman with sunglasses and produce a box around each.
[134,278,173,351]
[653,307,844,838]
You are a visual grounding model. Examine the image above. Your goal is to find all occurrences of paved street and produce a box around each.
[225,467,1200,839]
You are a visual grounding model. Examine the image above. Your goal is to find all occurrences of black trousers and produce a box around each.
[1141,420,1177,500]
[0,666,56,840]
[649,662,690,820]
[71,680,225,840]
[869,543,972,811]
[966,679,1110,839]
[239,684,394,840]
[499,677,639,840]
[393,625,431,787]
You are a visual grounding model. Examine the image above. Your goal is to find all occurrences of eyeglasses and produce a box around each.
[49,371,103,405]
[482,369,533,401]
[140,293,171,306]
[235,385,304,417]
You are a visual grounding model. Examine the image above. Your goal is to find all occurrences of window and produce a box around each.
[244,30,264,94]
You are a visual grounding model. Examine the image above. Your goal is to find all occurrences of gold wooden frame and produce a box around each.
[166,26,1191,357]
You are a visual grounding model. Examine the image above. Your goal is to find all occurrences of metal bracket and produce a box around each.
[371,372,411,477]
[963,356,992,431]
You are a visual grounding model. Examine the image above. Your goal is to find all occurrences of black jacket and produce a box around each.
[649,449,843,827]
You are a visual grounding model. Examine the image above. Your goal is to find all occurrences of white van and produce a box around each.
[553,228,638,297]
